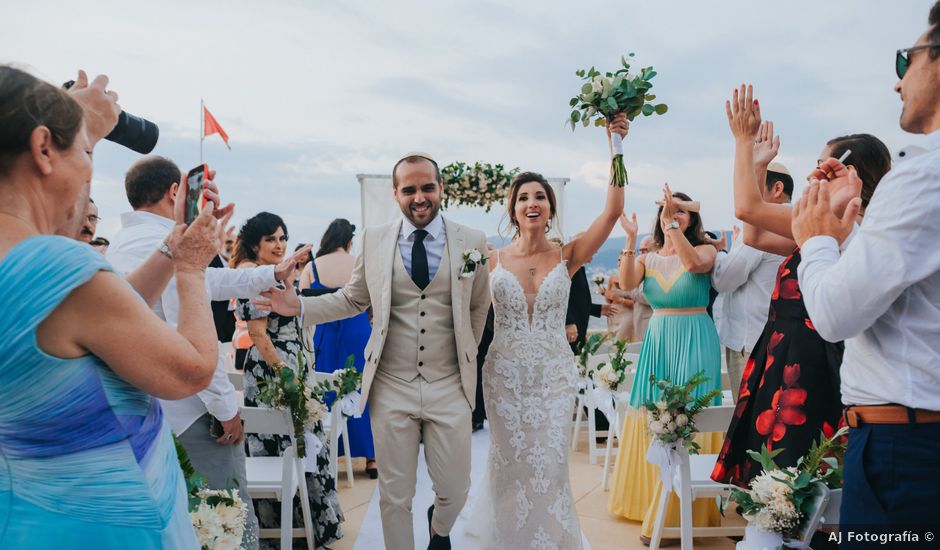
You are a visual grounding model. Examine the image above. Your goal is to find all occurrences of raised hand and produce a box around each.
[725,84,761,143]
[753,120,780,166]
[732,224,741,243]
[619,211,638,241]
[606,113,630,140]
[172,171,235,225]
[275,244,313,283]
[67,70,121,144]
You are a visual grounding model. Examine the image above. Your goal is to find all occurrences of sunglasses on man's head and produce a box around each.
[896,44,940,79]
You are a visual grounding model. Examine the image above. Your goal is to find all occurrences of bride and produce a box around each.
[468,114,628,549]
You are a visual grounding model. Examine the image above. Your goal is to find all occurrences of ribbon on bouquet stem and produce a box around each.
[646,439,681,491]
[611,132,624,158]
[590,386,630,422]
[337,391,362,418]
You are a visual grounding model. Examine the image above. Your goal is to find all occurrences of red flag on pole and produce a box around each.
[203,106,231,150]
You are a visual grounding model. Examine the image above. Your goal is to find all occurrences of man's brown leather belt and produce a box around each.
[844,405,940,427]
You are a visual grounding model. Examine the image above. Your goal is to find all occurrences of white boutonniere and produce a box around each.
[459,248,487,279]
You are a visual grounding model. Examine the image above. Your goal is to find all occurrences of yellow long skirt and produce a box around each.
[607,409,723,538]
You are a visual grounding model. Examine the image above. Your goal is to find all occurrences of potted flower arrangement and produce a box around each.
[641,371,721,490]
[568,53,668,186]
[590,338,633,420]
[719,428,848,550]
[175,437,251,549]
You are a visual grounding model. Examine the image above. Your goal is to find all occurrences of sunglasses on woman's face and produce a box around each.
[896,44,940,79]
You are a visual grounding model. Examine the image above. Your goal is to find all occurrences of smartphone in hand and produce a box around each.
[185,163,209,224]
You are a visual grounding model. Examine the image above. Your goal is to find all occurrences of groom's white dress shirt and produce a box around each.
[798,129,940,410]
[398,213,445,281]
[107,210,278,433]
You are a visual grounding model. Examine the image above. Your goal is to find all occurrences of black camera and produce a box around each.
[62,80,159,154]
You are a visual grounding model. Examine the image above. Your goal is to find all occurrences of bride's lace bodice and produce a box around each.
[469,252,586,550]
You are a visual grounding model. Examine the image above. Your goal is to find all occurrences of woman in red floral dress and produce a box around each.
[711,85,891,487]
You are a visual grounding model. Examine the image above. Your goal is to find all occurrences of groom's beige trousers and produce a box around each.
[369,368,471,550]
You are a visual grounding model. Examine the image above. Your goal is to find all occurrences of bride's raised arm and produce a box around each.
[565,113,628,273]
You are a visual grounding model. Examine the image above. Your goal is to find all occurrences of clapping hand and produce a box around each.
[791,180,861,247]
[753,120,780,166]
[619,211,638,241]
[807,158,863,218]
[732,224,741,244]
[659,184,679,228]
[726,84,761,144]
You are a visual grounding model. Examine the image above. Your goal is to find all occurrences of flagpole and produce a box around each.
[199,98,204,165]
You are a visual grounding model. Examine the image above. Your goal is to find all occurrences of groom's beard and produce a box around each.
[404,200,440,228]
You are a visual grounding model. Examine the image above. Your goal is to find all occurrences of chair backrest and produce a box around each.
[587,353,611,371]
[218,341,235,371]
[228,370,244,391]
[313,371,337,385]
[626,341,643,354]
[692,405,735,433]
[241,406,294,437]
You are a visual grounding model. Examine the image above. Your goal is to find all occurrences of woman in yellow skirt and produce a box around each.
[609,190,724,544]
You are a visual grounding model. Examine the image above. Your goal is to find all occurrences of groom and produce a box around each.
[260,153,490,549]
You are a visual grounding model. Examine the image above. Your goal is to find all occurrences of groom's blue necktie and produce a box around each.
[411,229,430,289]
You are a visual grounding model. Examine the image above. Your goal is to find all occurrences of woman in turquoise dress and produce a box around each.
[0,66,225,548]
[300,219,376,477]
[608,187,724,544]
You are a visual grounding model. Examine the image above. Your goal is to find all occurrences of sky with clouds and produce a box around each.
[2,0,933,246]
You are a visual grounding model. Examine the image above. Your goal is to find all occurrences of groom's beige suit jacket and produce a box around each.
[300,217,491,408]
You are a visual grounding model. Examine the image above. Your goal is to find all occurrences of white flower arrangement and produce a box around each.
[190,488,249,550]
[720,428,849,546]
[643,371,720,454]
[459,248,487,280]
[441,161,520,212]
[591,339,632,393]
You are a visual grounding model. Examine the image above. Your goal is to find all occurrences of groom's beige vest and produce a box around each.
[379,244,459,382]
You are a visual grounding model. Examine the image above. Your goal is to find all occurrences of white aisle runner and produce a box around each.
[353,426,493,550]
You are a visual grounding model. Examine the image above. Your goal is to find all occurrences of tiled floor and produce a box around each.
[330,427,740,549]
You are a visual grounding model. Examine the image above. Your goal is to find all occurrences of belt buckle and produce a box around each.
[844,407,860,428]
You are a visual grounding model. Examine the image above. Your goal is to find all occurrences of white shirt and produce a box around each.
[798,129,940,409]
[398,213,446,281]
[107,210,278,433]
[711,239,784,353]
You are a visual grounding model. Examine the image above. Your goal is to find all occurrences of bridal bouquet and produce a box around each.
[720,428,848,548]
[314,354,364,418]
[568,53,668,186]
[256,352,325,458]
[643,370,721,454]
[175,436,250,549]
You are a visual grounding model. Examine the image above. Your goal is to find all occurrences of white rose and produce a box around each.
[468,249,482,263]
[666,421,676,432]
[591,76,604,93]
[649,420,663,434]
[659,411,672,425]
[675,414,688,427]
[656,400,668,411]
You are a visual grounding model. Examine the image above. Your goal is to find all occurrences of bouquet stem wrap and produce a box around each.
[611,132,628,187]
[646,439,682,491]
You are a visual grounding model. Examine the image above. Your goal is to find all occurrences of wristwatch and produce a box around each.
[665,220,680,231]
[158,241,173,259]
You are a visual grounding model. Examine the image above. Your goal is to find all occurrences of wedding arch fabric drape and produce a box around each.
[357,174,568,237]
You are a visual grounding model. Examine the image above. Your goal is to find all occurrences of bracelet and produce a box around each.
[620,249,636,257]
[158,241,173,259]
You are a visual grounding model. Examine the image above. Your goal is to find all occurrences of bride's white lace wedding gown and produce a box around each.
[468,249,588,550]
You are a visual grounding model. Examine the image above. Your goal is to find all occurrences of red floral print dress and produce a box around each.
[711,249,844,487]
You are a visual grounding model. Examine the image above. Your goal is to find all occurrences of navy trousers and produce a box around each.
[839,422,940,549]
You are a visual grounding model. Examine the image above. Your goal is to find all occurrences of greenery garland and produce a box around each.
[441,161,520,212]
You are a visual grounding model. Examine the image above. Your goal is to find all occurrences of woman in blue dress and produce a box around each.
[300,219,376,478]
[0,66,226,549]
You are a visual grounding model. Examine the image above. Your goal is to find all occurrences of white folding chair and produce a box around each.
[784,485,839,548]
[313,372,355,488]
[571,354,612,463]
[241,406,314,550]
[649,405,744,550]
[227,370,244,392]
[601,370,635,490]
[218,341,236,371]
[626,341,643,354]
